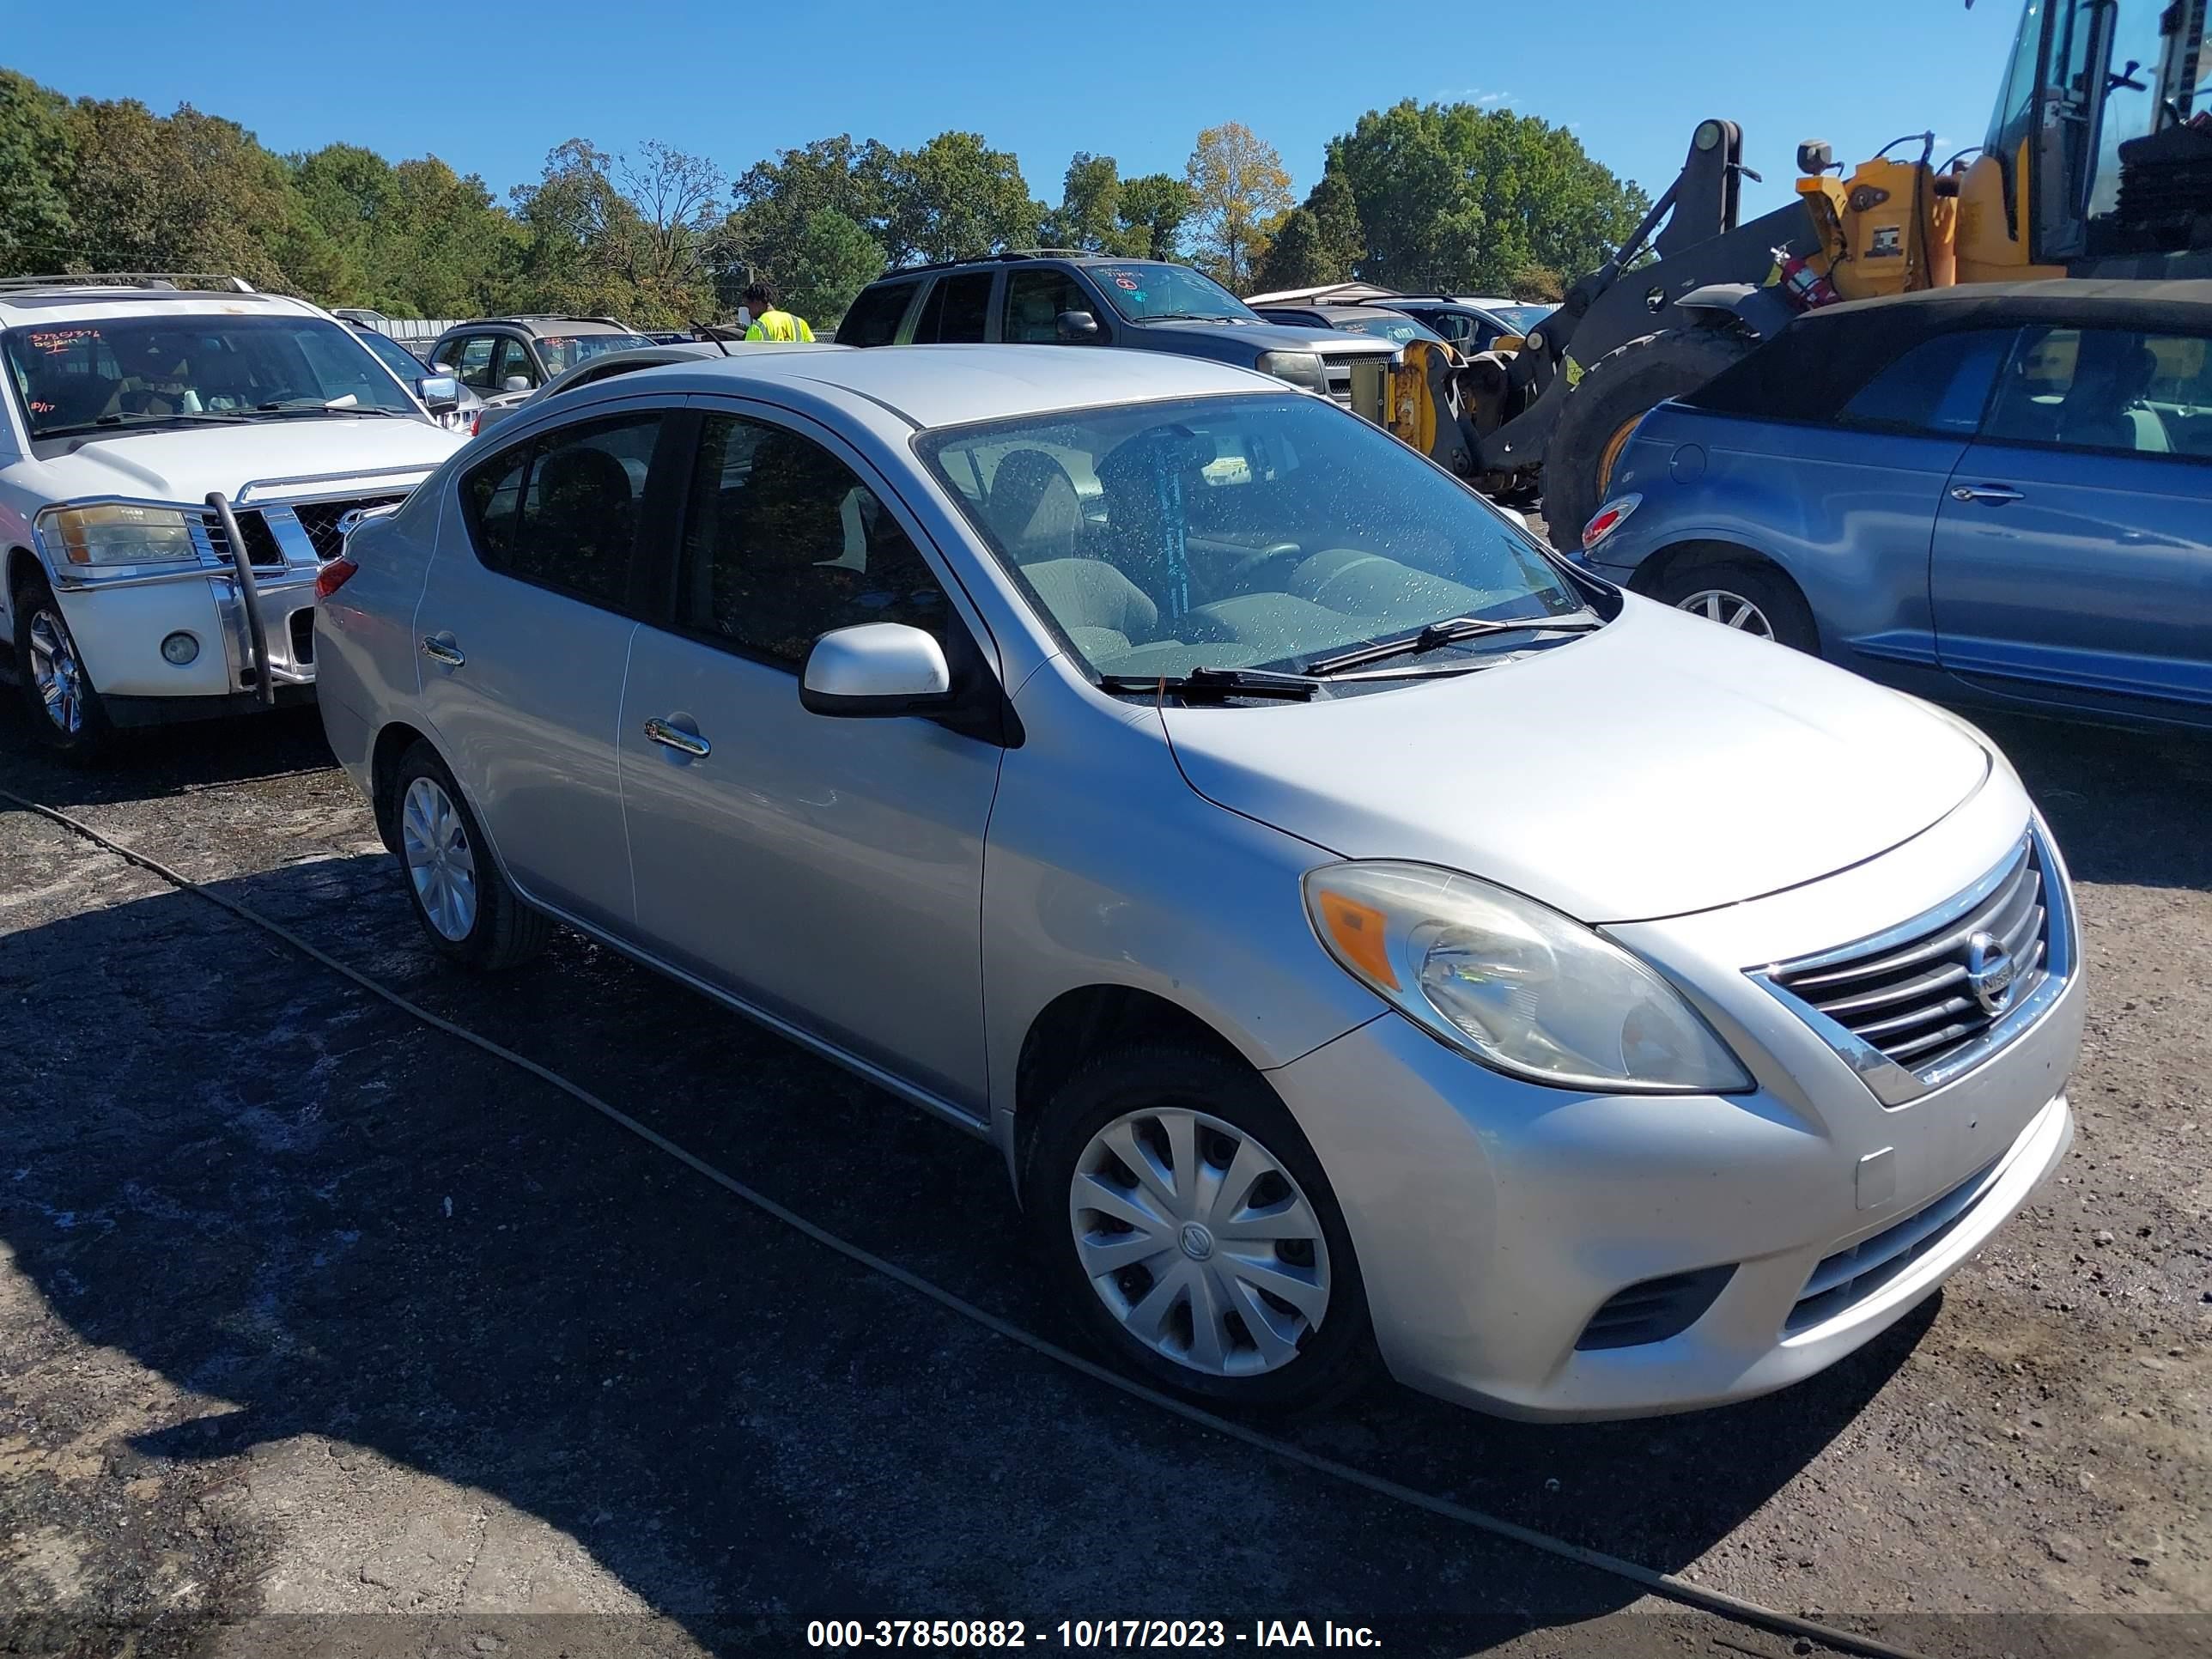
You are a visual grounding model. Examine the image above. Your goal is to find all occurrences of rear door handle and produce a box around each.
[421,635,465,666]
[1950,484,2024,506]
[643,717,710,759]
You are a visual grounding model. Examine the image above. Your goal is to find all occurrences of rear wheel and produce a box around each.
[1545,326,1759,545]
[1650,558,1819,653]
[11,574,110,757]
[390,742,551,969]
[1024,1042,1377,1413]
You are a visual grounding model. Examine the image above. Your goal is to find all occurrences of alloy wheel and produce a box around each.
[400,776,479,942]
[1675,587,1776,639]
[1067,1107,1330,1377]
[27,609,85,735]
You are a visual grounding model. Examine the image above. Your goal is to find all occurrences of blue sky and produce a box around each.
[6,0,2012,222]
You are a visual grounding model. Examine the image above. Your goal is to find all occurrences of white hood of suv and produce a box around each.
[31,418,465,507]
[1163,599,1990,925]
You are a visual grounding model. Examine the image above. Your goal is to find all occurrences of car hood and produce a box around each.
[1146,319,1399,357]
[1161,599,1990,925]
[31,418,467,507]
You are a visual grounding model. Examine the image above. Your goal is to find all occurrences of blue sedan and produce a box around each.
[1575,280,2212,731]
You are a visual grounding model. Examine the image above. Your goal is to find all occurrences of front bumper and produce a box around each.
[1267,782,2084,1421]
[52,565,317,708]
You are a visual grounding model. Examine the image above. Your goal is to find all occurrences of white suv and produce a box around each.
[0,275,469,754]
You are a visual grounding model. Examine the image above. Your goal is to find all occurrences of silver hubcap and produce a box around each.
[1677,587,1775,638]
[27,609,85,734]
[1068,1108,1330,1378]
[400,776,478,942]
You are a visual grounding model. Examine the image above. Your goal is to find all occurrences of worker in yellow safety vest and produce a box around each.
[741,282,814,343]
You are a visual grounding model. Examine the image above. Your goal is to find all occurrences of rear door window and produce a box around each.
[1838,330,2012,434]
[460,410,665,610]
[839,281,918,347]
[453,336,497,391]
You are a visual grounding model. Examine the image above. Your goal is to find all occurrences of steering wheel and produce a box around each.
[1227,542,1305,593]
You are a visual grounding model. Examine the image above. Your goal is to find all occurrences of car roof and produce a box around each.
[0,286,321,326]
[574,343,1275,429]
[1809,277,2212,331]
[434,316,641,339]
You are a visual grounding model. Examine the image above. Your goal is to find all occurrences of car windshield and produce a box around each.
[920,392,1586,682]
[532,332,653,374]
[352,329,430,385]
[1334,313,1445,345]
[3,313,420,437]
[1489,304,1555,334]
[1091,264,1257,324]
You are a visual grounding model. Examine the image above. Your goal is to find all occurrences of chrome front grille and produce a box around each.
[200,507,287,567]
[1754,830,2071,1106]
[294,495,405,561]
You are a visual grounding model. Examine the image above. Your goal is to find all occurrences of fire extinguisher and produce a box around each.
[1774,246,1840,312]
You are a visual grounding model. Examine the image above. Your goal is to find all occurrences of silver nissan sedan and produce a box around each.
[316,345,2083,1420]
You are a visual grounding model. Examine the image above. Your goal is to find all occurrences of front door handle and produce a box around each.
[643,716,710,759]
[421,635,465,667]
[1950,483,2024,506]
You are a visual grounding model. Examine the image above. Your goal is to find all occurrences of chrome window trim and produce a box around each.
[1748,821,2074,1107]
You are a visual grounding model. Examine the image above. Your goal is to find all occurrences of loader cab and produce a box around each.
[1960,0,2210,279]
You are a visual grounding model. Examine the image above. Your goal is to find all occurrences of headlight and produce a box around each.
[1256,350,1328,395]
[42,504,199,567]
[1304,861,1753,1093]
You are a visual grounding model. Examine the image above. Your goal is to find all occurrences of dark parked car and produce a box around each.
[838,252,1395,405]
[1576,280,2212,732]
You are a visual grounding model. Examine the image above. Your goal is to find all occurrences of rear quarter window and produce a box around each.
[840,281,918,348]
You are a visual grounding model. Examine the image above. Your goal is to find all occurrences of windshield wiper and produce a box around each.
[252,399,405,418]
[1139,312,1234,324]
[1097,665,1319,702]
[38,410,247,438]
[1305,613,1602,677]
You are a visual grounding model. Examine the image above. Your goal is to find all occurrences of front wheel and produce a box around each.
[1024,1043,1377,1413]
[11,576,111,757]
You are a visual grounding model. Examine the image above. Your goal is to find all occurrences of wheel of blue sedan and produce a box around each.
[1027,1043,1376,1411]
[1069,1105,1331,1378]
[1651,558,1819,653]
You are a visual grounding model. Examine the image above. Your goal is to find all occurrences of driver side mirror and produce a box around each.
[799,623,952,718]
[1055,309,1103,344]
[417,374,459,415]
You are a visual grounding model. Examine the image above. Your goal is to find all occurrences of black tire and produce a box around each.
[10,574,112,758]
[1649,556,1820,653]
[389,741,552,970]
[1545,326,1760,547]
[1023,1042,1379,1414]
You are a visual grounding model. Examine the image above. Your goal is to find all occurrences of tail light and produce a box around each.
[1581,494,1642,553]
[469,409,483,437]
[315,556,359,599]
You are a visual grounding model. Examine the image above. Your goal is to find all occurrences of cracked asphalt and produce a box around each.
[0,699,2206,1659]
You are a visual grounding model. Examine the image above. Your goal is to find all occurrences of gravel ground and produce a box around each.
[0,700,2206,1659]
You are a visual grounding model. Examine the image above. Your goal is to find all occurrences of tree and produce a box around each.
[618,141,727,312]
[0,70,78,272]
[780,207,882,327]
[726,134,896,308]
[1250,208,1330,293]
[1324,100,1647,295]
[1304,171,1364,279]
[1183,122,1291,291]
[1115,173,1195,261]
[1046,151,1121,252]
[881,131,1040,265]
